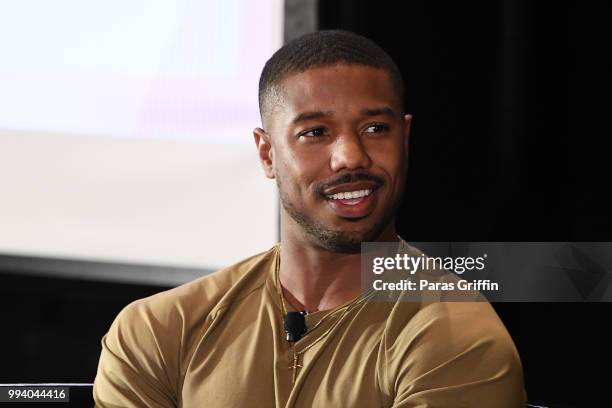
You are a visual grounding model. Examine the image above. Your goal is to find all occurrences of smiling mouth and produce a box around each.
[322,185,381,219]
[325,188,373,204]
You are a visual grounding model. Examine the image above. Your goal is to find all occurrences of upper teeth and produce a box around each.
[327,189,372,200]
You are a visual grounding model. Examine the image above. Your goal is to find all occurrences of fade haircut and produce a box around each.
[258,30,405,125]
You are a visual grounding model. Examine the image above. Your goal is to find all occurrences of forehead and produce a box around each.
[276,64,398,121]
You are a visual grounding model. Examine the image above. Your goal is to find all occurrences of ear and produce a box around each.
[402,114,412,153]
[253,127,275,179]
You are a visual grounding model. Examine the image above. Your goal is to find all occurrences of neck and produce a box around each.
[278,212,399,312]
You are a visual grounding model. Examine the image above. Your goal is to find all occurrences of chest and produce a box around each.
[178,303,392,407]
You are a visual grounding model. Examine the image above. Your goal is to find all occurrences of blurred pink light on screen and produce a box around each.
[0,0,281,144]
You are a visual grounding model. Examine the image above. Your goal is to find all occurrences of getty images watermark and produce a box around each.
[371,252,497,292]
[361,242,612,302]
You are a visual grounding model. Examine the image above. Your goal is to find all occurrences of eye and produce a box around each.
[299,127,327,138]
[364,123,390,133]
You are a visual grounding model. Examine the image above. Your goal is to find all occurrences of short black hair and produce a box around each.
[258,30,404,122]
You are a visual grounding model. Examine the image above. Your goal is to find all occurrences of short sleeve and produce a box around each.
[93,299,180,408]
[385,302,526,408]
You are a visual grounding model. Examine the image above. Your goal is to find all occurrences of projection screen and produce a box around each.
[0,0,283,281]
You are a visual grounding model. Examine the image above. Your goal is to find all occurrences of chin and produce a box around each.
[315,222,387,253]
[331,212,385,235]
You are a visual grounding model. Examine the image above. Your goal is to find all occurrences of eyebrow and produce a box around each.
[360,106,396,118]
[291,106,396,124]
[292,110,333,124]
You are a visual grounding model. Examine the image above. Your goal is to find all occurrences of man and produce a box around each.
[94,30,526,407]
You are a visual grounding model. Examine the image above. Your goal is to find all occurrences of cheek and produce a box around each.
[288,148,329,188]
[371,147,403,175]
[275,154,319,198]
[370,149,406,198]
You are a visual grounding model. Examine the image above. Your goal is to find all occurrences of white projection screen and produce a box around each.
[0,0,283,281]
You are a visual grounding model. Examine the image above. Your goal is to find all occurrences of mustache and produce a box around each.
[317,171,384,194]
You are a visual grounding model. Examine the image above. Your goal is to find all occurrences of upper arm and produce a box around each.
[387,302,526,408]
[93,300,180,408]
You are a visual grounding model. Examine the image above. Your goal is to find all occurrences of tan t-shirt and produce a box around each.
[93,243,526,407]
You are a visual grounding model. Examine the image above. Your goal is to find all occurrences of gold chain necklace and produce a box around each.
[273,250,376,383]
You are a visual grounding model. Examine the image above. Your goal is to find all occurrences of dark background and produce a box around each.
[1,1,609,407]
[318,0,610,406]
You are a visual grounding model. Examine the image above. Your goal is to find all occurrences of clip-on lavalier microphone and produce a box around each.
[284,311,307,342]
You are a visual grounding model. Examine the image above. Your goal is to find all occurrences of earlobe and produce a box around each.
[253,128,275,179]
[403,114,412,152]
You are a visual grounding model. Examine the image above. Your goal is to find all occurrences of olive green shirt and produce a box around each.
[93,243,526,407]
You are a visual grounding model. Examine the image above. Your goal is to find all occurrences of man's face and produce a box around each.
[255,64,411,252]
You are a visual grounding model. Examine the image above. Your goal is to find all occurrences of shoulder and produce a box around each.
[394,302,520,372]
[385,301,517,360]
[407,301,511,340]
[94,246,280,404]
[384,302,526,406]
[114,244,279,333]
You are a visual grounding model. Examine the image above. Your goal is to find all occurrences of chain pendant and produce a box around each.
[290,352,302,384]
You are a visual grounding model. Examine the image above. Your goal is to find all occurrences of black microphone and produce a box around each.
[284,311,307,342]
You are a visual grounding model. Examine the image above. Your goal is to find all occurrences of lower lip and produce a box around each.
[325,190,378,219]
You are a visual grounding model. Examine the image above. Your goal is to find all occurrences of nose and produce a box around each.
[329,132,372,172]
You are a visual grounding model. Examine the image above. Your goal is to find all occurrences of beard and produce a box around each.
[277,176,396,253]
